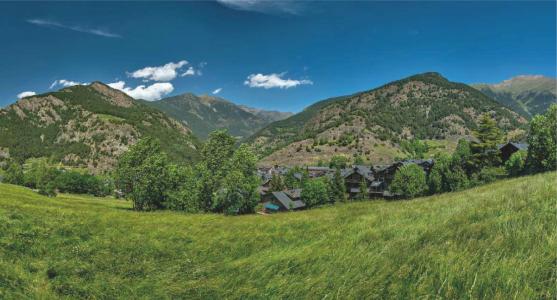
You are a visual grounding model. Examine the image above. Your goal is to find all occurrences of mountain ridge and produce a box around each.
[248,72,527,166]
[144,93,292,139]
[472,75,556,118]
[0,82,199,172]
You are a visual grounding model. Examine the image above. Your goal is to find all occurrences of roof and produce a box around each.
[498,142,528,151]
[264,203,280,211]
[271,191,306,210]
[284,188,302,199]
[341,165,375,181]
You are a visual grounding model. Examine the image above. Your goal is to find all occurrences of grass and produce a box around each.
[0,172,555,299]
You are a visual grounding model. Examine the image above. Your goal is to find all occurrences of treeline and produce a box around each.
[390,105,556,198]
[114,130,260,214]
[2,158,113,197]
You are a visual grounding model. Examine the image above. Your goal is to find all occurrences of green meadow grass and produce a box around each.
[0,172,555,299]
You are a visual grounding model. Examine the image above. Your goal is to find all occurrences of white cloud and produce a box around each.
[17,91,36,99]
[216,0,302,15]
[244,73,312,89]
[108,81,173,101]
[212,88,222,95]
[49,79,87,89]
[27,19,121,38]
[129,60,188,82]
[181,66,196,77]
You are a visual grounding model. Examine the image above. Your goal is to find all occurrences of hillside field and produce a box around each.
[0,172,555,299]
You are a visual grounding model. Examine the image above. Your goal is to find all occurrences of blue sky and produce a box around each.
[0,1,555,112]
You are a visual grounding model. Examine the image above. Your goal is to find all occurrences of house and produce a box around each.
[374,159,434,186]
[498,142,528,162]
[263,189,306,213]
[340,165,375,199]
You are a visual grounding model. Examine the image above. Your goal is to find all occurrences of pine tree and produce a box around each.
[329,168,346,202]
[470,113,503,172]
[357,177,368,200]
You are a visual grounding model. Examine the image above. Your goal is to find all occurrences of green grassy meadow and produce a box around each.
[0,172,555,299]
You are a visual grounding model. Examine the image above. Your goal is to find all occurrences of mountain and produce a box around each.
[237,105,293,123]
[144,94,292,139]
[248,72,527,166]
[0,82,199,172]
[473,75,556,118]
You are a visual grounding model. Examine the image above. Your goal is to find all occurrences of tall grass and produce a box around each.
[0,172,555,299]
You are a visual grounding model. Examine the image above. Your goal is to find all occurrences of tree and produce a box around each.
[470,114,503,172]
[452,139,474,175]
[212,145,260,215]
[115,138,172,211]
[329,155,349,169]
[301,178,330,208]
[526,104,557,172]
[390,164,427,198]
[284,167,302,189]
[401,139,429,159]
[3,162,24,185]
[505,150,527,177]
[428,153,469,194]
[356,177,368,200]
[269,173,286,192]
[166,166,202,212]
[197,130,237,211]
[329,168,346,203]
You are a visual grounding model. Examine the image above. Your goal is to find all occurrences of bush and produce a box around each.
[505,150,526,177]
[390,164,427,198]
[526,104,557,173]
[3,162,24,185]
[302,178,330,207]
[329,155,349,169]
[478,167,506,184]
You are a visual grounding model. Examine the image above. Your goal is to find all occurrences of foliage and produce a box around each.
[477,167,506,184]
[329,155,349,169]
[115,138,173,210]
[284,167,303,189]
[212,145,260,215]
[356,177,368,200]
[401,139,429,159]
[526,104,557,172]
[428,153,469,194]
[329,168,346,203]
[505,150,527,177]
[390,164,427,198]
[3,162,24,185]
[470,114,503,172]
[301,178,330,207]
[269,173,286,192]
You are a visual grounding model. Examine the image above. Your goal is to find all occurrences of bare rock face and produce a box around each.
[90,82,135,108]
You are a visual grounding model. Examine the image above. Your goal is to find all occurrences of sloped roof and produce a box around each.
[498,142,528,151]
[271,191,306,210]
[342,165,375,181]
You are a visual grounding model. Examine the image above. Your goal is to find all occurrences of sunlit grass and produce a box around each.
[0,172,555,299]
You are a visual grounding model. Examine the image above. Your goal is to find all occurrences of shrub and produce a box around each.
[478,167,506,184]
[302,178,330,207]
[329,155,349,169]
[390,164,427,198]
[526,104,557,173]
[505,150,527,177]
[3,162,24,185]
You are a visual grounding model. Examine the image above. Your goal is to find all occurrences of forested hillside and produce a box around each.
[145,93,292,139]
[249,72,527,166]
[0,83,199,172]
[473,75,556,118]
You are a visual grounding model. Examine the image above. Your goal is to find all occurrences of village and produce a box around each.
[258,141,527,213]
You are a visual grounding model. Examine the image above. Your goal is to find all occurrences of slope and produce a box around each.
[0,172,554,298]
[473,75,556,118]
[0,82,199,172]
[248,72,527,166]
[145,93,292,139]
